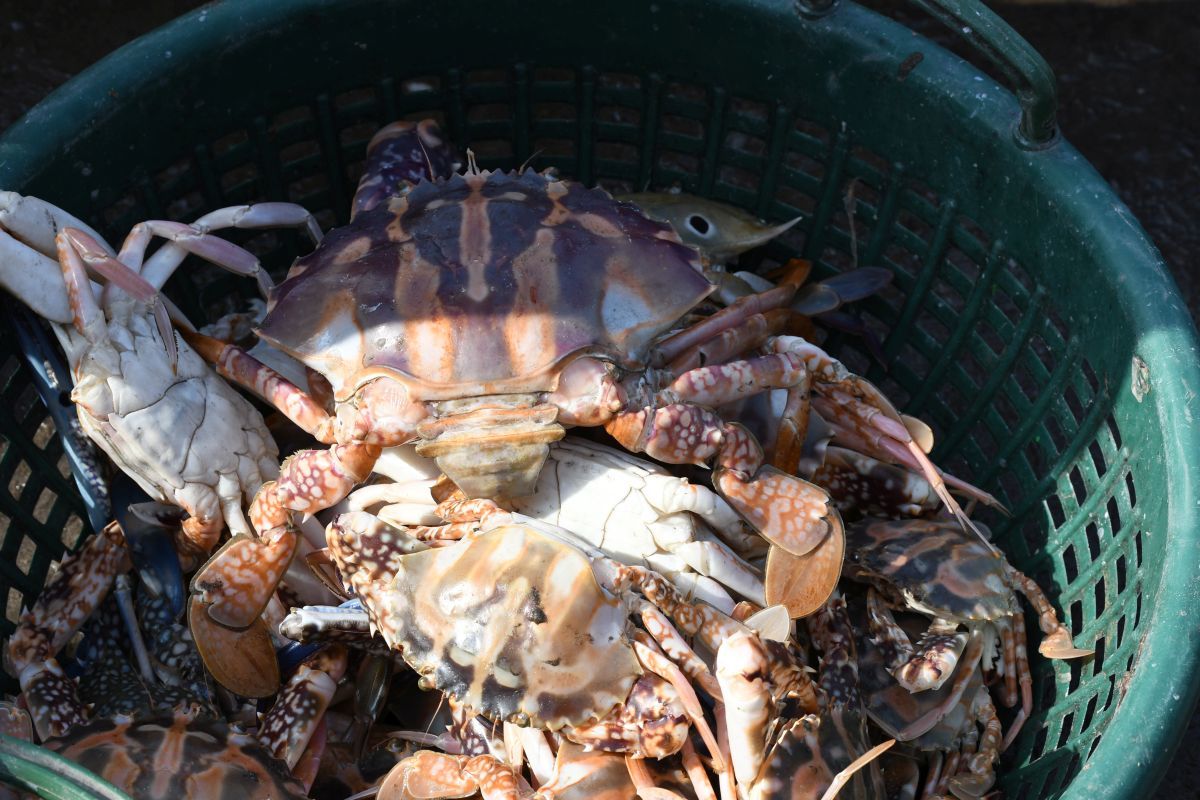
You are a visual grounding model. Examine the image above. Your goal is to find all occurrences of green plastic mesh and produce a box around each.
[0,2,1194,799]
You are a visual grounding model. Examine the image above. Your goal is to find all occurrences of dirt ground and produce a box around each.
[0,0,1196,796]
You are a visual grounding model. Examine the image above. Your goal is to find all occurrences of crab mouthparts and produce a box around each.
[415,396,565,499]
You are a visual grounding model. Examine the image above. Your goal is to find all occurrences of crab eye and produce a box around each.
[687,214,713,237]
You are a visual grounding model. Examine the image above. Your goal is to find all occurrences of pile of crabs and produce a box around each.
[0,119,1090,800]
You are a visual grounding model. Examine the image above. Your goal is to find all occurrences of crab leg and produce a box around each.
[193,442,381,629]
[612,563,819,713]
[1001,613,1035,751]
[5,523,130,675]
[55,228,176,365]
[606,402,838,561]
[0,192,115,324]
[766,335,1003,538]
[626,755,692,800]
[654,284,796,367]
[634,603,722,700]
[947,689,1002,798]
[182,329,337,443]
[715,630,774,787]
[134,202,324,292]
[378,750,510,800]
[1007,568,1094,659]
[5,524,132,742]
[813,446,942,518]
[105,218,278,299]
[257,645,347,770]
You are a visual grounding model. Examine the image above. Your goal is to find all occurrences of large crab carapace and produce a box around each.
[186,119,984,636]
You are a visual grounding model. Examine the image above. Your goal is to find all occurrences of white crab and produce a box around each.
[0,192,320,565]
[345,435,765,614]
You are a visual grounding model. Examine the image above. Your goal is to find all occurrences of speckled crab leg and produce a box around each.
[5,522,131,679]
[5,524,132,741]
[765,335,1004,546]
[1007,567,1094,659]
[612,563,819,713]
[378,750,518,800]
[946,688,1002,799]
[813,446,942,519]
[256,645,347,772]
[606,396,840,564]
[192,441,382,630]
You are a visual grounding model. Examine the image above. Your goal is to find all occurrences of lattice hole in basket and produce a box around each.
[596,142,638,170]
[782,147,826,186]
[596,105,640,130]
[723,129,767,160]
[532,139,576,159]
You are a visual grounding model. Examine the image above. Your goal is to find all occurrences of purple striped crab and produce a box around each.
[182,117,992,648]
[2,523,346,798]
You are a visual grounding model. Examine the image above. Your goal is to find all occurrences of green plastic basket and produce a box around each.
[0,0,1196,797]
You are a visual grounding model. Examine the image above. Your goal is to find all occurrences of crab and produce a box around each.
[184,117,997,648]
[2,523,347,798]
[0,190,331,565]
[843,517,1092,746]
[718,591,892,800]
[336,435,766,614]
[849,591,1002,799]
[378,738,649,800]
[321,504,832,799]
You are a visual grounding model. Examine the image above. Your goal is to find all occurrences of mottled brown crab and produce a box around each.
[844,517,1092,750]
[183,118,991,644]
[2,524,345,798]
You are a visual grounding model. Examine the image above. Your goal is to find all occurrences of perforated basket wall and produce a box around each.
[0,2,1196,799]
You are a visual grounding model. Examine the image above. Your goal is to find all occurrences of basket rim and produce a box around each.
[0,1,1198,798]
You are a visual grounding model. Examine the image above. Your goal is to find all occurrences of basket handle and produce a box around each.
[911,0,1058,147]
[800,0,1059,148]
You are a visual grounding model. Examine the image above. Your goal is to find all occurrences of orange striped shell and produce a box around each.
[257,169,711,400]
[47,712,306,799]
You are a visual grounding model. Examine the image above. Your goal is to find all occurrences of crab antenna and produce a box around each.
[465,148,480,175]
[418,136,437,182]
[517,148,544,174]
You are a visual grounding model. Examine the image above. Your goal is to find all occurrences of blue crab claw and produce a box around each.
[112,478,186,619]
[276,641,324,676]
[9,305,112,533]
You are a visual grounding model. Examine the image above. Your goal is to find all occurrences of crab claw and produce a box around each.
[190,528,299,630]
[715,466,840,558]
[258,645,346,770]
[1038,628,1094,660]
[378,751,487,800]
[188,595,280,698]
[115,490,187,618]
[763,515,845,619]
